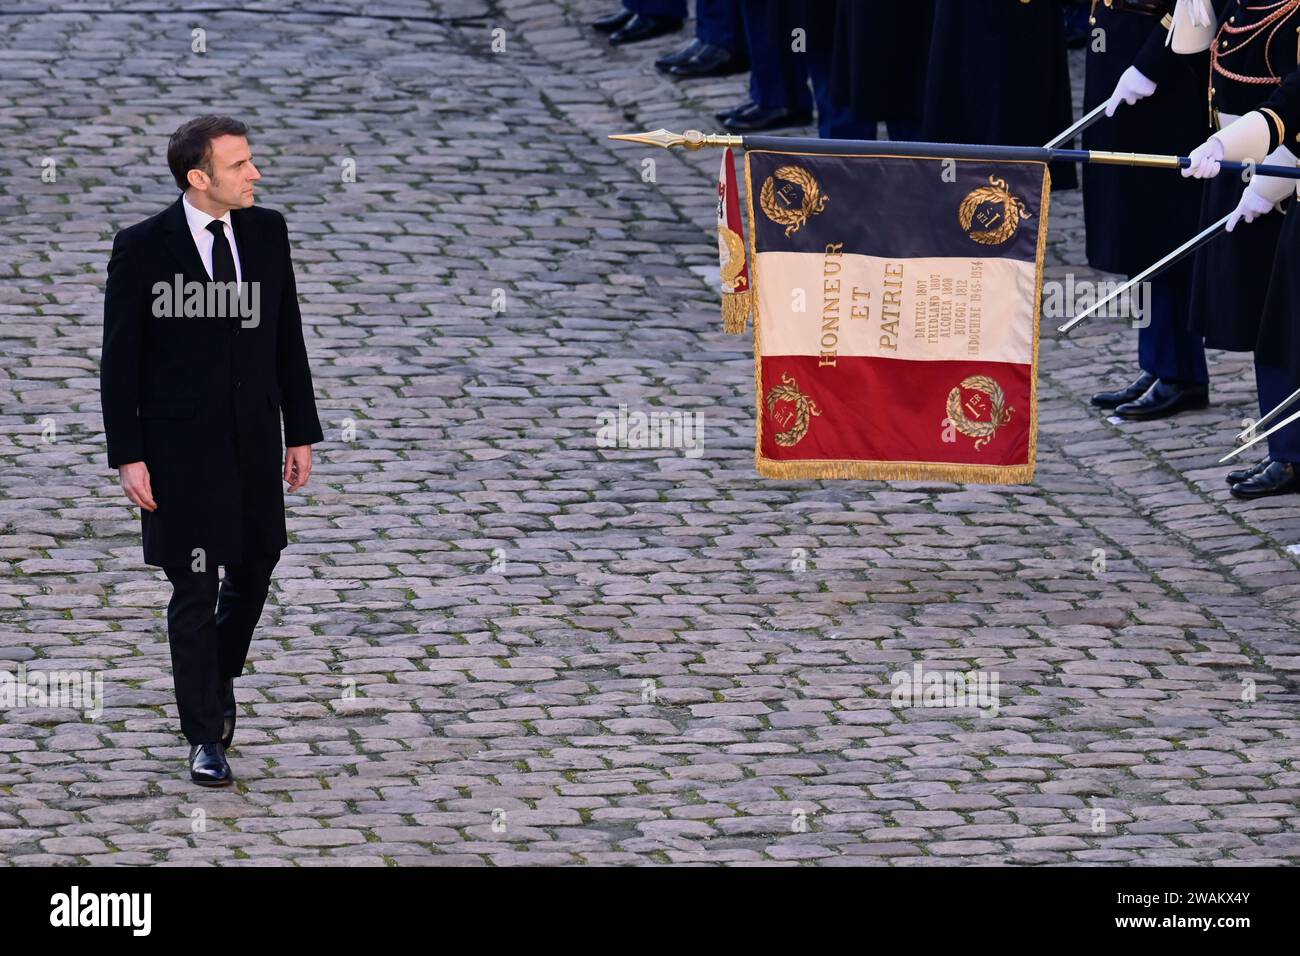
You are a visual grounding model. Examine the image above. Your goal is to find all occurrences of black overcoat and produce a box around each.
[100,197,324,568]
[828,0,933,125]
[922,0,1079,189]
[1082,1,1209,277]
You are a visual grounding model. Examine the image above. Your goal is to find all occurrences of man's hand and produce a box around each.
[1226,186,1278,232]
[118,461,157,512]
[1182,137,1225,178]
[1105,66,1157,117]
[285,445,313,493]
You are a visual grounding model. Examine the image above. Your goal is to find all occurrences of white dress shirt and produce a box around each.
[181,193,243,288]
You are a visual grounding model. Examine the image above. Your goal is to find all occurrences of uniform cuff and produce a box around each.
[1213,112,1272,164]
[1260,108,1288,153]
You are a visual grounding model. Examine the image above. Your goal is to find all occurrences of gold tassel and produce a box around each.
[722,289,751,335]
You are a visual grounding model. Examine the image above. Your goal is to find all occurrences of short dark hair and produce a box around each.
[167,115,249,191]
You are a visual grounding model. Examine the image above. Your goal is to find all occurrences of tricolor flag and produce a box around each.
[743,148,1049,484]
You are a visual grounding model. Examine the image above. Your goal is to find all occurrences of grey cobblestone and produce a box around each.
[0,0,1297,866]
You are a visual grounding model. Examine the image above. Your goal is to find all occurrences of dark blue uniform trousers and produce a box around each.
[1138,272,1208,386]
[743,1,920,141]
[624,0,687,17]
[1255,362,1300,463]
[741,0,811,112]
[695,0,744,53]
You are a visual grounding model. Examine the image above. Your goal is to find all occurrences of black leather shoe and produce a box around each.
[591,8,633,33]
[668,43,750,77]
[715,100,756,123]
[1230,460,1299,499]
[1113,379,1209,421]
[189,742,233,786]
[221,677,236,750]
[1227,457,1271,486]
[722,104,814,132]
[655,38,703,72]
[1091,371,1156,409]
[609,14,683,45]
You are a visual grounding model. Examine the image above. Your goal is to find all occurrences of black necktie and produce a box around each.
[206,219,236,285]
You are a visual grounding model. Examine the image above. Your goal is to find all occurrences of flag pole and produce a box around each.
[607,128,1300,182]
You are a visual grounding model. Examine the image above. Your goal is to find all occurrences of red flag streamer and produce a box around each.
[717,147,752,334]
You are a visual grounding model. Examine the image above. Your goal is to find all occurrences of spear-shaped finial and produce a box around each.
[608,128,743,150]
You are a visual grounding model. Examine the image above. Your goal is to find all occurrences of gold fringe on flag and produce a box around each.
[721,287,752,335]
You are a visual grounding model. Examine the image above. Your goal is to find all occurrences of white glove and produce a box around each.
[1182,137,1224,178]
[1226,188,1278,232]
[1226,145,1299,230]
[1105,67,1157,117]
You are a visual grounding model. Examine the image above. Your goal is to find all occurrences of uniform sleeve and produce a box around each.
[100,230,146,468]
[1132,9,1181,85]
[1256,67,1300,154]
[274,213,325,448]
[1215,111,1276,162]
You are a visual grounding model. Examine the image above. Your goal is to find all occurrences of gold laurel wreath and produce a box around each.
[759,165,829,238]
[945,375,1014,451]
[958,175,1031,246]
[718,224,747,288]
[765,372,822,447]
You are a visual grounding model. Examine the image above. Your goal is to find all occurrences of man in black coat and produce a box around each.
[100,115,324,785]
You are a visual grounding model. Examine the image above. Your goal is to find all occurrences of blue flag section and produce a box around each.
[747,150,1049,263]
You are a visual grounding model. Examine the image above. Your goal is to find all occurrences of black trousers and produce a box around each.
[163,552,279,745]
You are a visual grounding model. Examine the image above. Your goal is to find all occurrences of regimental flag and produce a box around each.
[743,149,1049,484]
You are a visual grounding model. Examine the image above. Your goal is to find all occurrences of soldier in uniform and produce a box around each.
[922,0,1079,190]
[1178,0,1300,497]
[1085,0,1211,419]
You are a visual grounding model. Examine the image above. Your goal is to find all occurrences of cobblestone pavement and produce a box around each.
[0,1,1298,866]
